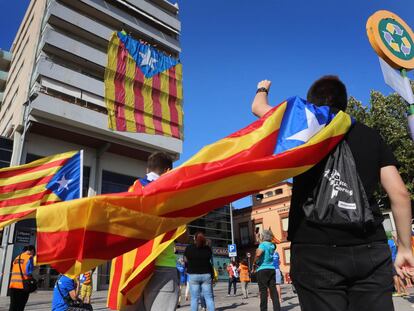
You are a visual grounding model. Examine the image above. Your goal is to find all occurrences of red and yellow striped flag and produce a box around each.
[105,31,183,139]
[35,97,352,279]
[0,151,80,228]
[107,226,186,309]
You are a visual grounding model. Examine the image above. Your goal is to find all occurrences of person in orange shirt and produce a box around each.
[238,258,250,299]
[9,245,35,311]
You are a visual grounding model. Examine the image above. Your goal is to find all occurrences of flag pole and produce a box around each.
[400,69,414,141]
[408,105,414,141]
[79,150,84,199]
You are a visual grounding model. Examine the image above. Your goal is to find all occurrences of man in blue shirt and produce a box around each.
[52,275,79,311]
[273,251,282,304]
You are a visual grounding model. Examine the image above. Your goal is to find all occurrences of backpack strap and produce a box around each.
[56,275,71,306]
[17,254,25,280]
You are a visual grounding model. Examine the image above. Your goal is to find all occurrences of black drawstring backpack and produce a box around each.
[302,140,375,229]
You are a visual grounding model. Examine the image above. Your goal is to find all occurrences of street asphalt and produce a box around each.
[0,282,413,310]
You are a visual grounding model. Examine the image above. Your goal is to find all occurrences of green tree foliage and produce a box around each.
[347,90,414,204]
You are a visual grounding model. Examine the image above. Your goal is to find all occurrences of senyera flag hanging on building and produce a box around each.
[35,97,353,279]
[105,31,183,139]
[0,150,83,228]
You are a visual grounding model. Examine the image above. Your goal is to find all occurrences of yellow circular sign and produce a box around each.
[367,10,414,70]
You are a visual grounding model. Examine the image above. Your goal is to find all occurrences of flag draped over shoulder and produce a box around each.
[0,151,82,228]
[35,97,352,278]
[105,31,183,139]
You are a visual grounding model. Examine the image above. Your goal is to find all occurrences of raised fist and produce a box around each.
[257,80,271,91]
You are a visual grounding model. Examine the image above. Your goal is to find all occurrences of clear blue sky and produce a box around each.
[1,1,413,208]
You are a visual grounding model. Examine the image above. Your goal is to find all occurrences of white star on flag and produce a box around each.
[56,175,72,191]
[139,49,157,70]
[286,107,326,142]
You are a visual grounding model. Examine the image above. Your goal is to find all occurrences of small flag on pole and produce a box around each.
[0,150,83,228]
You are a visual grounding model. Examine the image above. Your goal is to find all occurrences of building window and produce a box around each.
[264,191,273,198]
[255,193,264,201]
[101,170,136,194]
[275,188,283,195]
[188,207,231,248]
[82,166,91,197]
[254,222,263,244]
[239,223,250,246]
[283,248,291,265]
[281,217,289,232]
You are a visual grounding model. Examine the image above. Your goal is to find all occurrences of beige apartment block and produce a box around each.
[233,182,292,279]
[0,49,12,106]
[0,0,182,295]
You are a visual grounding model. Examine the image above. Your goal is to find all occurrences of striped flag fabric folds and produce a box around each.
[105,31,184,139]
[35,97,353,278]
[0,151,82,228]
[107,226,186,309]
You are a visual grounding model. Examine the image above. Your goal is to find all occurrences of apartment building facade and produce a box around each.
[0,49,12,107]
[0,0,182,294]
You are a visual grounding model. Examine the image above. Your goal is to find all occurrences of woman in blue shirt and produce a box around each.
[252,230,280,311]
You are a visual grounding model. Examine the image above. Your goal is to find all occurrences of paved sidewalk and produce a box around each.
[0,282,413,310]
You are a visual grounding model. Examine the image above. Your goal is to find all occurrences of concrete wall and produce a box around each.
[0,0,46,136]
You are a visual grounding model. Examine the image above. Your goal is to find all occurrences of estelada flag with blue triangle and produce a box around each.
[35,97,352,282]
[105,31,183,139]
[0,150,83,228]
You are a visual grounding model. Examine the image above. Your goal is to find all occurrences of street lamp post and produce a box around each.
[229,202,235,245]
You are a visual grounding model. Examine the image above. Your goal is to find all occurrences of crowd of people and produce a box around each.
[7,245,93,311]
[173,228,287,311]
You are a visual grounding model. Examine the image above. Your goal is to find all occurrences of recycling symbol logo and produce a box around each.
[367,11,414,69]
[379,19,414,61]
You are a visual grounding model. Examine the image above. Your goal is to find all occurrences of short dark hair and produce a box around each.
[147,152,173,174]
[306,75,348,111]
[23,245,35,253]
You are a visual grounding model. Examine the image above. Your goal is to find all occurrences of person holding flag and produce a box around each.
[252,76,414,311]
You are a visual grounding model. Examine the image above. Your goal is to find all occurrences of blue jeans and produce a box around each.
[188,274,215,311]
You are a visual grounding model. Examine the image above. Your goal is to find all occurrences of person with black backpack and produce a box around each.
[252,76,414,311]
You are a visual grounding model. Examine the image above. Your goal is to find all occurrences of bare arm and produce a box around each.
[252,80,273,118]
[69,289,78,300]
[381,165,414,277]
[252,248,263,272]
